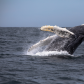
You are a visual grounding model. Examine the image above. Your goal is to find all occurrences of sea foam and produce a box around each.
[27,50,71,57]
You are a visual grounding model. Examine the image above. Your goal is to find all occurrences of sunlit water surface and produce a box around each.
[0,27,84,84]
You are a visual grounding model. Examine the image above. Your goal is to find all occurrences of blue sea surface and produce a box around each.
[0,27,84,84]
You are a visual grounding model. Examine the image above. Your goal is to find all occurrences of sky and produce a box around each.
[0,0,84,27]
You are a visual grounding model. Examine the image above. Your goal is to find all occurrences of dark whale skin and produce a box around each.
[46,25,84,54]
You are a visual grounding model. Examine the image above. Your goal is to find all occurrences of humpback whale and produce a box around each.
[28,25,84,55]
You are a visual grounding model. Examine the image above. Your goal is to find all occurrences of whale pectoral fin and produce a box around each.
[41,25,75,38]
[54,26,75,38]
[28,35,56,52]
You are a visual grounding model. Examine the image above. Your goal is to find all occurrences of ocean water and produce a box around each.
[0,27,84,84]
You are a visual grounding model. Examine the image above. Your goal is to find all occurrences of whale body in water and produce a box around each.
[28,25,84,55]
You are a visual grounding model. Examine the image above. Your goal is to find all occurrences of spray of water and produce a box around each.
[35,51,69,56]
[27,46,73,57]
[27,31,73,57]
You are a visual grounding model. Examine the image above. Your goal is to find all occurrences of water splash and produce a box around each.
[27,50,73,57]
[35,51,69,56]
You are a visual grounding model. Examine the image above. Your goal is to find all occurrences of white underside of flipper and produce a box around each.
[28,35,56,52]
[41,25,74,38]
[53,25,74,38]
